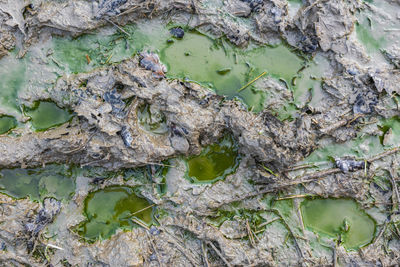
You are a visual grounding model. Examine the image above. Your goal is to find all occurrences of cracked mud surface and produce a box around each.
[1,0,400,266]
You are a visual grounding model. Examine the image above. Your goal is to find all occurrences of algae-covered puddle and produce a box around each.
[301,198,376,250]
[185,134,240,183]
[77,186,154,242]
[0,164,75,201]
[24,101,73,131]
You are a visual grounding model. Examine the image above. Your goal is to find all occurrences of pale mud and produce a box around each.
[0,0,400,266]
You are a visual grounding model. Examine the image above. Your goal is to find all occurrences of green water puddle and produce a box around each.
[356,1,400,64]
[186,134,240,183]
[76,186,153,242]
[305,116,400,165]
[0,115,17,134]
[24,101,73,131]
[0,164,75,201]
[137,103,168,134]
[301,198,376,250]
[161,31,304,112]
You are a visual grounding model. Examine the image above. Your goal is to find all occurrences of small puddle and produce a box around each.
[137,103,168,134]
[24,101,73,131]
[186,134,240,183]
[0,165,75,201]
[301,198,376,250]
[77,186,153,242]
[0,115,17,134]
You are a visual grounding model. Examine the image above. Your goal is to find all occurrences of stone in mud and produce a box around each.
[94,0,128,18]
[103,89,126,119]
[240,0,263,12]
[120,126,133,148]
[335,158,365,173]
[139,52,167,79]
[353,92,378,114]
[169,124,190,154]
[170,27,184,39]
[25,198,61,252]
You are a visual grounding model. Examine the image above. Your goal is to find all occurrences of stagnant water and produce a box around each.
[301,198,376,250]
[0,164,75,201]
[24,101,73,131]
[186,134,240,183]
[77,186,153,242]
[0,115,17,134]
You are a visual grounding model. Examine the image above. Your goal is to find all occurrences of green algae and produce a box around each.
[293,54,330,108]
[301,198,376,250]
[24,101,73,131]
[0,116,17,134]
[186,134,240,183]
[0,53,27,115]
[0,165,75,201]
[305,116,400,165]
[356,1,400,64]
[77,186,153,242]
[161,31,304,112]
[137,103,168,134]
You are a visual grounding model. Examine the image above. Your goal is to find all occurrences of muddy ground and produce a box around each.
[0,0,400,266]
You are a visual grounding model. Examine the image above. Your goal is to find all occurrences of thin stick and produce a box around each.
[202,241,210,267]
[85,54,91,64]
[131,203,156,216]
[238,71,267,92]
[104,18,131,36]
[132,218,150,230]
[276,194,309,201]
[206,241,232,267]
[146,232,164,267]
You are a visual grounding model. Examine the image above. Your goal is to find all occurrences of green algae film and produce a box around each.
[78,186,153,242]
[0,165,75,201]
[160,31,304,112]
[305,116,400,165]
[137,103,168,134]
[301,198,376,250]
[0,116,17,134]
[186,135,240,183]
[24,101,73,131]
[0,53,27,115]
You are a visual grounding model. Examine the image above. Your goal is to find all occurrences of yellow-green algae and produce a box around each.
[137,103,168,134]
[186,134,240,183]
[24,101,73,131]
[301,198,376,250]
[0,165,75,201]
[77,186,153,242]
[0,116,17,134]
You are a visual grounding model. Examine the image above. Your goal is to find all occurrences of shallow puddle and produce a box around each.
[161,31,304,112]
[186,134,240,183]
[77,186,153,241]
[301,198,376,250]
[24,101,73,131]
[0,53,27,116]
[356,1,400,65]
[305,116,400,165]
[0,165,75,201]
[137,103,168,134]
[0,116,17,134]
